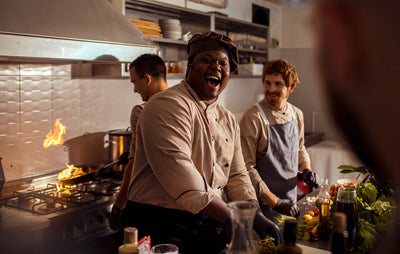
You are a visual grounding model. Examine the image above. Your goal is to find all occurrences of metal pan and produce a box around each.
[59,165,100,185]
[59,152,129,185]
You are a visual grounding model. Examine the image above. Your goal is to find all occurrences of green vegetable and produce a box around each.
[356,183,378,204]
[357,218,377,253]
[337,165,396,253]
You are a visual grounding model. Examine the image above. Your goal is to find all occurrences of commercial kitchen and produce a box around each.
[0,0,372,253]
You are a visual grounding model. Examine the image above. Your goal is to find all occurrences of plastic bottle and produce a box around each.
[118,227,138,254]
[276,220,302,254]
[330,212,346,254]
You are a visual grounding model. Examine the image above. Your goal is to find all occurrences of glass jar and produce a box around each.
[335,186,358,251]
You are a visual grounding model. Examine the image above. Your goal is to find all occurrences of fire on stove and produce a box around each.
[0,172,122,254]
[1,177,121,215]
[0,120,125,254]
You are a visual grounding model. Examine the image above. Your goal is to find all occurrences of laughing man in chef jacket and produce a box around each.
[109,54,168,231]
[240,59,319,218]
[125,32,281,254]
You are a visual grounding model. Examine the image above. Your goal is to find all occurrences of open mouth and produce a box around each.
[206,75,221,87]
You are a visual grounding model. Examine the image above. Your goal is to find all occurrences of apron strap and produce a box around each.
[287,102,296,120]
[255,103,269,125]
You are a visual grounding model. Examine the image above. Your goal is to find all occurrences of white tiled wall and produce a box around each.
[0,63,143,181]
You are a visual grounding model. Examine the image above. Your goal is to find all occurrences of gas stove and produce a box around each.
[0,170,122,254]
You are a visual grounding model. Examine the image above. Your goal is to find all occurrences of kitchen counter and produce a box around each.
[294,189,360,254]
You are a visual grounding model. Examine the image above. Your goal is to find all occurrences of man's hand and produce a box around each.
[300,168,319,188]
[273,199,300,217]
[108,204,124,231]
[253,211,281,245]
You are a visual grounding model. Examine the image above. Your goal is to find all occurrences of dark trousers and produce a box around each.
[124,201,229,254]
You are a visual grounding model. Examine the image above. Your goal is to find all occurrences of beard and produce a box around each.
[266,93,283,107]
[320,57,384,178]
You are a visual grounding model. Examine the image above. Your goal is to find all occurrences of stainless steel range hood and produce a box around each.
[0,0,158,63]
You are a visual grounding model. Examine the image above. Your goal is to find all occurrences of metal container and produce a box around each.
[64,132,108,166]
[107,128,131,172]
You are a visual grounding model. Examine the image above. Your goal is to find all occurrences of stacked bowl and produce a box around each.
[159,19,182,40]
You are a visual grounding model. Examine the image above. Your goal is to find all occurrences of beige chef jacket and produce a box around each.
[239,98,310,198]
[128,103,145,160]
[127,80,257,214]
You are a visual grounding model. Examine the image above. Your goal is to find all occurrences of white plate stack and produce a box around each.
[159,19,182,40]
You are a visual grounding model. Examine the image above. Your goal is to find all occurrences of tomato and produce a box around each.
[306,211,314,217]
[313,209,320,217]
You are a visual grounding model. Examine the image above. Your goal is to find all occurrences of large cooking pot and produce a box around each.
[107,128,131,172]
[64,132,108,166]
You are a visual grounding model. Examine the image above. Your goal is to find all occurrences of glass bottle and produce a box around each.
[317,178,331,240]
[330,212,346,254]
[222,200,258,254]
[276,220,302,254]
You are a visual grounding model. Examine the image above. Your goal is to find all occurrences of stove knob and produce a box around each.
[97,213,105,223]
[76,221,87,233]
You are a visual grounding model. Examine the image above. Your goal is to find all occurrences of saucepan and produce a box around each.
[59,152,129,185]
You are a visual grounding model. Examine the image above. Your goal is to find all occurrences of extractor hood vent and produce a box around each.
[0,0,158,63]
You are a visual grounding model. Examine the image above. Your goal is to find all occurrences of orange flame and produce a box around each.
[57,164,85,181]
[43,119,66,149]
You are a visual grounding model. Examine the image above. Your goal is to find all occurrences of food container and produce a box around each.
[166,61,182,73]
[237,63,264,76]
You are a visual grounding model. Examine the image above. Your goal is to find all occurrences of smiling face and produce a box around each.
[263,73,296,108]
[185,49,230,101]
[130,67,150,101]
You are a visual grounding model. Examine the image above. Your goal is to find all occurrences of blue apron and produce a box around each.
[255,102,299,203]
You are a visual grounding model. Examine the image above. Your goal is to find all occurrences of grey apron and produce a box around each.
[255,102,299,203]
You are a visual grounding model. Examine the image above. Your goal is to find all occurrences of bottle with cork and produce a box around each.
[276,219,302,254]
[118,227,138,254]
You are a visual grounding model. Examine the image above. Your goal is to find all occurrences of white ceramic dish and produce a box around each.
[337,178,362,185]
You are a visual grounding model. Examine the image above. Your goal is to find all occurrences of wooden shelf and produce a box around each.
[125,0,269,77]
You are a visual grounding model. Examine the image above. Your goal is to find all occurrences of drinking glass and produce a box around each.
[335,186,358,251]
[150,244,179,254]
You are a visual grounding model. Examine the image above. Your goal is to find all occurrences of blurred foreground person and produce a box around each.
[313,0,400,253]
